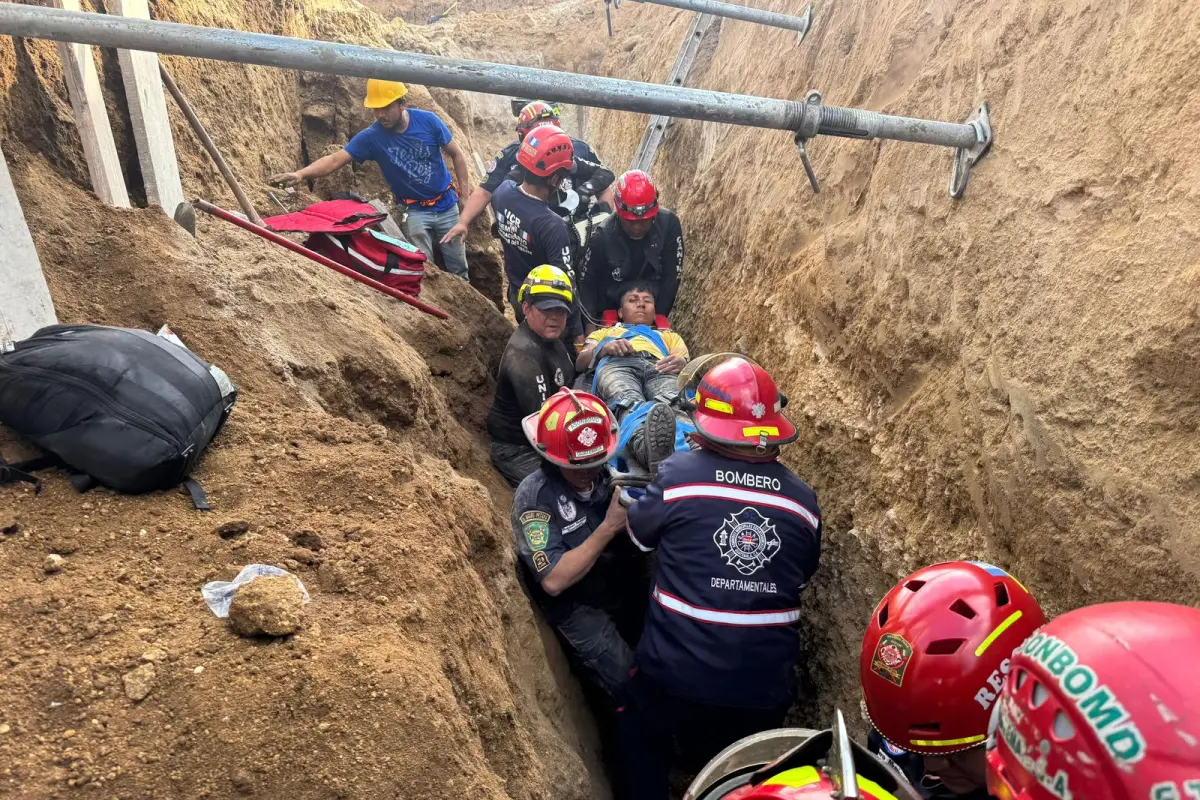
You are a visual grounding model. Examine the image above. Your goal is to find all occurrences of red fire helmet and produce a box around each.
[521,387,618,469]
[690,357,797,448]
[860,561,1047,755]
[986,601,1200,800]
[517,124,574,177]
[614,169,660,220]
[516,100,560,136]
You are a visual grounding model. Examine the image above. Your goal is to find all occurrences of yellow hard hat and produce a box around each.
[518,265,574,307]
[364,79,409,109]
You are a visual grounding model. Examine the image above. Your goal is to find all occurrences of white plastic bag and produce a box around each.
[201,564,311,619]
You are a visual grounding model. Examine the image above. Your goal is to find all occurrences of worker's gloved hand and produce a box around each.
[440,221,468,244]
[268,172,302,188]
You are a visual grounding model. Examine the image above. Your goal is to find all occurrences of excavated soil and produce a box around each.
[0,0,607,797]
[581,0,1200,725]
[3,0,1200,795]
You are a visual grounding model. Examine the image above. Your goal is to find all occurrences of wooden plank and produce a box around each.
[111,0,184,216]
[0,144,57,348]
[52,0,130,208]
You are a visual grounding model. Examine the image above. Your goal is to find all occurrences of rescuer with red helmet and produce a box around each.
[510,386,649,701]
[442,100,614,255]
[482,124,588,342]
[579,170,686,325]
[860,561,1048,798]
[986,601,1200,800]
[618,355,822,800]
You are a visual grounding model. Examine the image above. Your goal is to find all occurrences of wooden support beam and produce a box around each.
[52,0,130,208]
[0,144,57,348]
[111,0,184,216]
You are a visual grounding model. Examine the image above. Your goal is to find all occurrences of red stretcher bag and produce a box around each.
[264,200,427,297]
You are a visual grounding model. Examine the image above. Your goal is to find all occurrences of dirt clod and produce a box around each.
[227,576,306,637]
[215,521,251,540]
[122,663,157,703]
[43,554,66,574]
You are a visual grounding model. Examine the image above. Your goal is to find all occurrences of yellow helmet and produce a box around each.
[518,265,574,309]
[364,79,409,109]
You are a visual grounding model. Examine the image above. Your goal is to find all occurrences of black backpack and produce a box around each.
[0,324,237,508]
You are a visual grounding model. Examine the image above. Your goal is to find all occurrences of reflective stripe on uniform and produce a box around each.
[627,521,654,553]
[322,234,425,275]
[653,586,801,627]
[662,483,820,530]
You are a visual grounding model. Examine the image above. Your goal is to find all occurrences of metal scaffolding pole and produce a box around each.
[0,4,993,196]
[634,0,812,38]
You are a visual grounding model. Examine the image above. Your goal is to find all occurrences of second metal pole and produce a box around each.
[633,0,812,36]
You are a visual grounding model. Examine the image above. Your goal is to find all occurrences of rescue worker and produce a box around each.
[441,101,615,245]
[619,356,822,800]
[860,561,1048,799]
[511,386,647,700]
[269,79,472,280]
[579,170,685,325]
[487,266,578,487]
[488,124,584,342]
[986,600,1200,800]
[578,283,684,475]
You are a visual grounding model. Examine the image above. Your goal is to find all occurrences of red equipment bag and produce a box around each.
[264,200,427,297]
[601,309,670,329]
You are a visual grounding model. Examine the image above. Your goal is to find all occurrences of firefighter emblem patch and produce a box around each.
[713,507,781,576]
[871,633,913,687]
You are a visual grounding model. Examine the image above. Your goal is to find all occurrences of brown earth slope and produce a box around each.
[583,0,1200,724]
[0,0,607,797]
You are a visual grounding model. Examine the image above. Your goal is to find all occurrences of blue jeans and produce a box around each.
[401,206,469,279]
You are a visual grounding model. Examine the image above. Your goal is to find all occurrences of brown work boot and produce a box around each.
[626,402,677,478]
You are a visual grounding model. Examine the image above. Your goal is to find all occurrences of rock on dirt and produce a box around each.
[122,663,157,702]
[227,575,307,637]
[215,520,251,540]
[43,554,66,574]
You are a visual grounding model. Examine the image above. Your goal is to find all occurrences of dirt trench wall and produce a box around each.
[585,0,1200,725]
[0,0,607,796]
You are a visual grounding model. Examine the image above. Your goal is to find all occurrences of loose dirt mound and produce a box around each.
[584,0,1200,725]
[0,1,606,797]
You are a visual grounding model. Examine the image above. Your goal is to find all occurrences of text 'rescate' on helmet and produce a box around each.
[680,355,797,449]
[518,265,574,312]
[522,387,619,470]
[860,561,1047,756]
[686,711,922,800]
[614,169,660,220]
[986,601,1200,800]
[516,100,561,136]
[363,78,408,108]
[516,124,574,178]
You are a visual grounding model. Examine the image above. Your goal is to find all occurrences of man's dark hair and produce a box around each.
[619,282,657,306]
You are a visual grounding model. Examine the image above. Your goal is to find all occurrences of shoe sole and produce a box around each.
[643,403,678,477]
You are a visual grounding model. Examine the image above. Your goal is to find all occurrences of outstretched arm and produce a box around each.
[269,149,354,187]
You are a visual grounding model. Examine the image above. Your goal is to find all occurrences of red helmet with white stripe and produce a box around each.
[986,601,1200,800]
[516,100,560,136]
[690,357,797,448]
[861,561,1047,756]
[614,170,660,220]
[522,387,618,469]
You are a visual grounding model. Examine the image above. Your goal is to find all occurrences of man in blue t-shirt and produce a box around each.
[269,79,472,280]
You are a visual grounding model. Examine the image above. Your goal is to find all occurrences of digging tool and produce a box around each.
[159,65,263,225]
[194,200,450,320]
